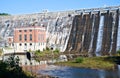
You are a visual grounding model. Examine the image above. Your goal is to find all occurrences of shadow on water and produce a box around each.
[38,65,120,78]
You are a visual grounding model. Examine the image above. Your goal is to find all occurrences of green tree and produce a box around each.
[0,13,10,16]
[0,55,34,78]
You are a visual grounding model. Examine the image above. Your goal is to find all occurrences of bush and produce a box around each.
[75,57,83,63]
[53,48,59,53]
[35,50,41,54]
[37,49,40,52]
[117,50,120,55]
[46,47,50,51]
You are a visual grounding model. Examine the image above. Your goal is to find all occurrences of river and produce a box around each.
[38,65,120,78]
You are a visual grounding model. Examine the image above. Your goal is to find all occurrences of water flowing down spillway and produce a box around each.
[95,15,104,56]
[117,15,120,51]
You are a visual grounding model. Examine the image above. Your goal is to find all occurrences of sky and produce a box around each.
[0,0,120,15]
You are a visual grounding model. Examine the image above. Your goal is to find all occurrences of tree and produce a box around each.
[0,55,34,78]
[0,13,10,16]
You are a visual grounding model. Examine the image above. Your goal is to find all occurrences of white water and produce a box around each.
[95,15,104,56]
[88,14,95,53]
[116,15,120,51]
[109,13,116,53]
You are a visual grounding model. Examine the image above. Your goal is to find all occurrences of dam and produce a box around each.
[0,5,120,56]
[66,6,120,56]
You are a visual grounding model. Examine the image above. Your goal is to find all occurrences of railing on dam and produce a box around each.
[75,5,120,14]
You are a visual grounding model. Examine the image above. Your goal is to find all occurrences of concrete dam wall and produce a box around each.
[0,11,76,50]
[66,6,120,56]
[0,6,120,56]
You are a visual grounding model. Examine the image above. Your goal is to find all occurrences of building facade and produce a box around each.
[13,26,46,52]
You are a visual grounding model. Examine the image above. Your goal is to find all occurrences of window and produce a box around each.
[24,34,27,41]
[30,43,32,46]
[30,34,32,41]
[29,29,32,32]
[24,30,27,32]
[19,30,22,32]
[19,35,22,41]
[24,43,27,46]
[19,43,22,46]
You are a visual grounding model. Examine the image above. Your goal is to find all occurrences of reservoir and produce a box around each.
[39,65,120,78]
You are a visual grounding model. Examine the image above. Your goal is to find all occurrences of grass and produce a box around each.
[34,49,60,62]
[55,56,119,70]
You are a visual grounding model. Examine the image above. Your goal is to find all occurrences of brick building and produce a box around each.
[13,26,46,52]
[3,26,47,65]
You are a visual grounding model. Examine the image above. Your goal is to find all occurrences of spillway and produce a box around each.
[66,6,120,56]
